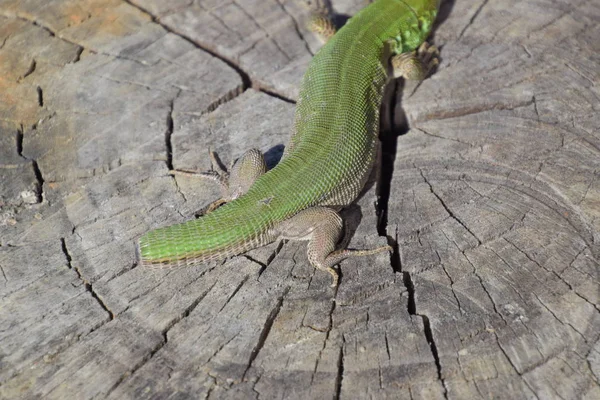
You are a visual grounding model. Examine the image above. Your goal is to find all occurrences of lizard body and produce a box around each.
[138,0,440,285]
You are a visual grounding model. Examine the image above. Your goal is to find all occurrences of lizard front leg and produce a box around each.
[390,41,439,81]
[308,13,337,44]
[275,207,392,287]
[170,148,266,212]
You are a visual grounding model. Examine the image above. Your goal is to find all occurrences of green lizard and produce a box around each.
[138,0,440,286]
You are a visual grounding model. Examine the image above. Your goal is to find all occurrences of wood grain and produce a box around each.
[0,0,598,399]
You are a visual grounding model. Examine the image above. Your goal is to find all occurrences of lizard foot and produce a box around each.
[169,148,266,213]
[277,206,393,287]
[391,41,439,81]
[308,13,337,44]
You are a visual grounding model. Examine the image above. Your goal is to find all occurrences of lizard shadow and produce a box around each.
[377,0,454,239]
[436,0,456,29]
[264,144,285,170]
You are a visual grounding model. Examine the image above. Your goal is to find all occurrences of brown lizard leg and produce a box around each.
[170,148,266,212]
[391,41,439,81]
[276,207,392,287]
[308,13,336,44]
[226,148,267,199]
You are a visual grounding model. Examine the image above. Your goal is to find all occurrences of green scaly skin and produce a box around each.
[138,0,439,274]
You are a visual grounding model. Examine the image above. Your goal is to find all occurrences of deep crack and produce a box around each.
[420,315,447,396]
[165,95,176,171]
[402,266,448,397]
[375,81,403,237]
[16,124,44,203]
[402,270,417,315]
[375,81,448,397]
[31,160,44,203]
[36,86,43,107]
[72,46,84,63]
[333,339,345,400]
[392,227,448,399]
[15,125,23,156]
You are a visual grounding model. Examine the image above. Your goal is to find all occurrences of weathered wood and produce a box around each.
[0,0,598,399]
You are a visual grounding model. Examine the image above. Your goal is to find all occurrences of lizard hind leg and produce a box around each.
[170,148,267,213]
[226,148,267,201]
[391,41,439,81]
[277,207,392,287]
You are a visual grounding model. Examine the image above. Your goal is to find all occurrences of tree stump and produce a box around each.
[0,0,598,399]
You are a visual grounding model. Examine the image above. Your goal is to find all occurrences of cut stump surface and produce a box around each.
[0,0,598,399]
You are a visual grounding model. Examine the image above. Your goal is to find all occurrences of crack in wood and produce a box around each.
[375,95,402,238]
[440,262,465,314]
[258,88,296,104]
[333,339,344,400]
[95,74,168,92]
[416,127,475,147]
[242,286,289,381]
[396,254,448,398]
[0,264,7,283]
[242,254,268,271]
[107,279,220,395]
[384,331,391,361]
[0,32,9,49]
[165,93,177,171]
[310,283,338,384]
[420,168,483,245]
[72,46,83,63]
[416,98,535,122]
[18,59,36,82]
[205,333,239,365]
[420,314,448,398]
[244,240,287,278]
[532,292,588,343]
[123,0,252,90]
[373,73,450,397]
[492,330,543,399]
[104,337,166,398]
[30,160,44,204]
[275,0,314,56]
[164,279,218,341]
[462,250,508,326]
[3,14,84,62]
[124,1,301,103]
[15,124,23,157]
[14,124,44,203]
[458,0,490,39]
[219,275,249,313]
[60,238,114,320]
[36,86,43,107]
[504,238,600,312]
[204,85,247,115]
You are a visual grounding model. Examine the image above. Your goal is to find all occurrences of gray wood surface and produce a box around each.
[0,0,598,399]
